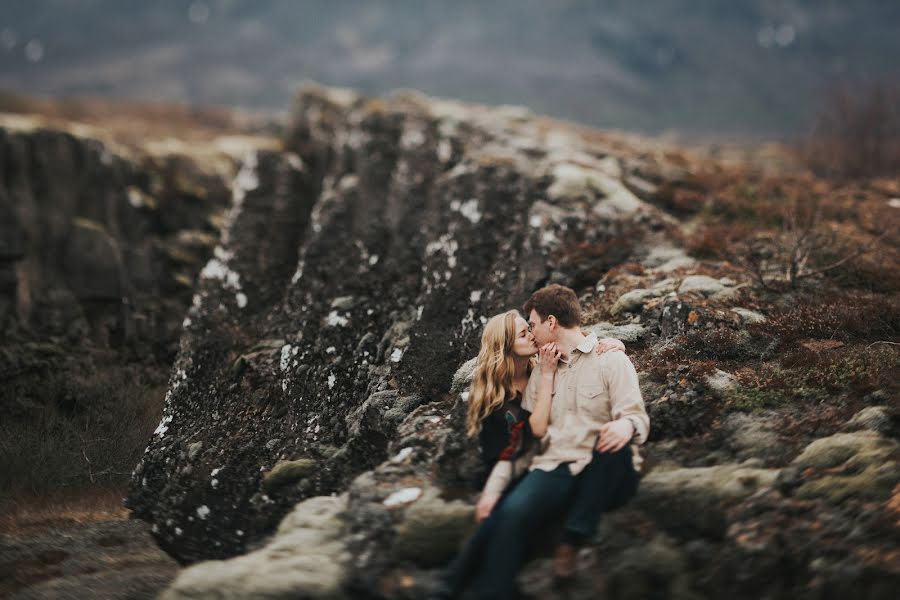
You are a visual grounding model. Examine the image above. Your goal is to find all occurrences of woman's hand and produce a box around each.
[475,492,500,522]
[538,342,562,374]
[596,337,625,354]
[595,418,635,453]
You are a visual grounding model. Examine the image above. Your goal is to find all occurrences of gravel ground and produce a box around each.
[0,518,179,599]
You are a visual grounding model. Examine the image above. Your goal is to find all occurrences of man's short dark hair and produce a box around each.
[523,284,581,327]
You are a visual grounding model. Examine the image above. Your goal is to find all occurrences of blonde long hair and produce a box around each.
[466,310,531,437]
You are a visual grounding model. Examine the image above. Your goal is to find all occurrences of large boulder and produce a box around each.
[127,86,666,562]
[161,495,350,600]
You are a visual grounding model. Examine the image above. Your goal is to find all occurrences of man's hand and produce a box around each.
[475,492,500,522]
[595,419,635,453]
[595,337,625,354]
[538,342,562,373]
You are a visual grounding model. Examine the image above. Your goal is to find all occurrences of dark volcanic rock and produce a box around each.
[0,120,258,497]
[0,124,234,356]
[127,86,665,562]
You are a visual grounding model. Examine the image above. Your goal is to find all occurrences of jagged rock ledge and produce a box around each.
[126,83,676,562]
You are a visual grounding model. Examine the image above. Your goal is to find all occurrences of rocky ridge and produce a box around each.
[100,85,899,597]
[127,84,680,562]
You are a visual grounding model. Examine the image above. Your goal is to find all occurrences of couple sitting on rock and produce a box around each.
[433,284,650,599]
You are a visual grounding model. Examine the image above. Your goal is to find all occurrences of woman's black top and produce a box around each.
[477,396,532,470]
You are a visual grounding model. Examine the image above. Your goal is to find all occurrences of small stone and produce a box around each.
[800,339,845,352]
[731,307,766,324]
[383,487,422,507]
[187,441,203,461]
[587,321,648,343]
[678,275,726,296]
[705,369,737,396]
[262,458,318,493]
[610,288,658,316]
[842,406,893,435]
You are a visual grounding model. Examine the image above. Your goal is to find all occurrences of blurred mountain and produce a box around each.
[1,0,898,137]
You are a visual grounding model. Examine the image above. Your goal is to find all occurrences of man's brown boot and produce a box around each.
[552,542,578,582]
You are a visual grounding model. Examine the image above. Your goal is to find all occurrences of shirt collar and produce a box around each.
[574,333,598,354]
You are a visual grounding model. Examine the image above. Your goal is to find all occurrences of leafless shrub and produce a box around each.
[801,79,900,179]
[719,192,890,290]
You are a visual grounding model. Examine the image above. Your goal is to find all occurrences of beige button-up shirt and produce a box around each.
[522,333,650,475]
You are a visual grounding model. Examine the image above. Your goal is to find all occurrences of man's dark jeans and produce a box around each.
[467,446,639,600]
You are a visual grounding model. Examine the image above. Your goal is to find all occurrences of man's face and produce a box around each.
[528,309,554,345]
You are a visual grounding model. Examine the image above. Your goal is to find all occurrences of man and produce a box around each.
[472,284,649,598]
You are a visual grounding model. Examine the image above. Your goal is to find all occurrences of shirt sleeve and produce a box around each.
[482,460,513,496]
[521,365,542,413]
[602,352,650,444]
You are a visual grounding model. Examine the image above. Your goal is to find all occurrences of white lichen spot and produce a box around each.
[211,478,219,488]
[368,254,379,266]
[451,198,482,224]
[285,153,305,171]
[174,527,183,536]
[470,290,483,303]
[529,214,543,228]
[196,505,211,520]
[200,258,242,290]
[211,467,223,477]
[391,447,414,463]
[416,305,424,321]
[338,174,359,191]
[127,188,146,208]
[182,317,192,328]
[235,292,248,308]
[326,346,336,354]
[232,151,259,205]
[327,374,336,389]
[236,529,244,536]
[280,345,294,372]
[290,260,305,285]
[425,234,458,269]
[326,310,349,327]
[437,139,453,162]
[154,414,173,437]
[390,348,404,363]
[383,487,422,507]
[400,127,426,149]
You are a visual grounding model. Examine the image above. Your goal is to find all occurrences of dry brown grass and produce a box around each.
[0,486,128,534]
[0,88,277,150]
[0,365,166,499]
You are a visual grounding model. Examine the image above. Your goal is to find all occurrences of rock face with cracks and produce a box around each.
[129,86,899,599]
[127,85,667,562]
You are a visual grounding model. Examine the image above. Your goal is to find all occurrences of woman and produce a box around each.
[433,311,623,598]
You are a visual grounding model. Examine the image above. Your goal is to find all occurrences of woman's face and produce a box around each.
[511,316,538,357]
